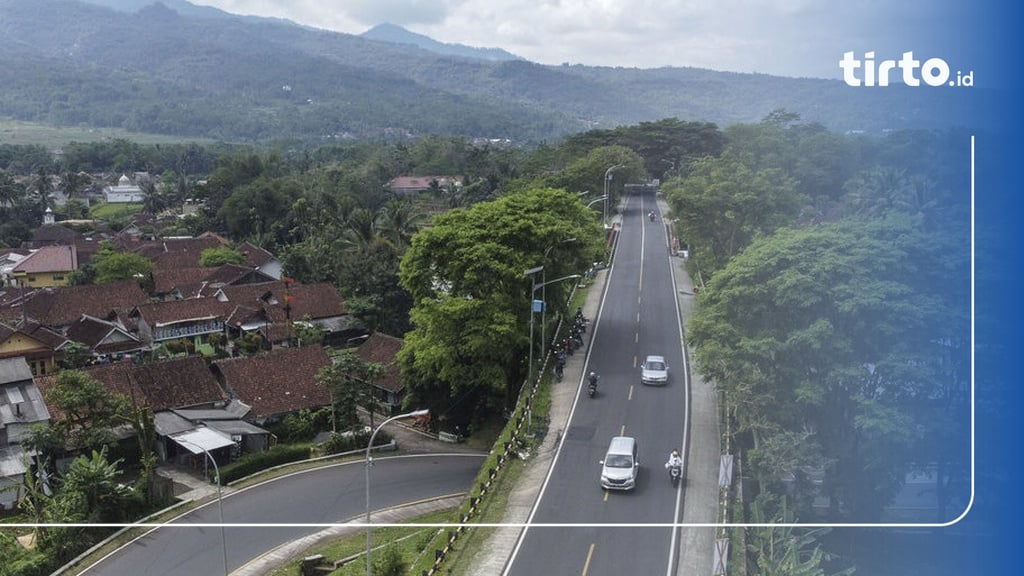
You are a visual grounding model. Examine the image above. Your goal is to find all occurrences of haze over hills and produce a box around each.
[0,0,977,145]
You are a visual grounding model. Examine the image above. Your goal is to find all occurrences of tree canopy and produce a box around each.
[398,186,604,424]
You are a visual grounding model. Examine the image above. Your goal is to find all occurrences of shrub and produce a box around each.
[321,429,392,456]
[216,443,311,485]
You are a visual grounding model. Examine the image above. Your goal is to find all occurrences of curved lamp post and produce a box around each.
[176,436,228,576]
[366,408,430,575]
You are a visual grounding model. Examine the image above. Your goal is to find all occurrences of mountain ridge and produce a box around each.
[0,0,977,144]
[360,22,523,62]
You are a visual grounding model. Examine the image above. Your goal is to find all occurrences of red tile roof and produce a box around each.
[212,346,332,420]
[13,245,78,274]
[35,356,227,420]
[354,333,405,393]
[12,281,150,329]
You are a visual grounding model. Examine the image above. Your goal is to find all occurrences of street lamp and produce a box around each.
[541,239,577,360]
[585,195,607,209]
[365,408,430,576]
[524,266,544,385]
[177,436,228,576]
[525,272,582,384]
[603,164,624,228]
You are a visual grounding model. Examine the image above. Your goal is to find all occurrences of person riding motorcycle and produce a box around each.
[587,371,599,395]
[665,449,682,470]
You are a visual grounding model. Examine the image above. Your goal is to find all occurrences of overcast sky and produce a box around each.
[190,1,989,80]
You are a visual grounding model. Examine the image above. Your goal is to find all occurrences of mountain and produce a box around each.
[361,22,522,62]
[0,0,979,145]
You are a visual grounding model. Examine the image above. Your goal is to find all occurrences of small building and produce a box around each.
[385,175,463,195]
[0,357,51,510]
[103,174,145,203]
[0,321,68,376]
[353,333,406,414]
[211,346,333,425]
[10,245,79,288]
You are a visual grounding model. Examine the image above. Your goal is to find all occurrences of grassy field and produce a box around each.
[0,118,213,148]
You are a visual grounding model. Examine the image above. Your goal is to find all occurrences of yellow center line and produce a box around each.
[628,385,634,401]
[603,490,609,502]
[582,543,597,575]
[620,424,627,435]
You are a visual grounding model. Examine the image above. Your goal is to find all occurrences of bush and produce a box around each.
[216,443,312,484]
[321,429,392,456]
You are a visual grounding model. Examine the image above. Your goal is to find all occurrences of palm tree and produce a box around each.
[31,164,55,212]
[377,198,426,250]
[0,172,25,215]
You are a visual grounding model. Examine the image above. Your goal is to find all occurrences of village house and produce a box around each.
[385,175,463,195]
[0,321,69,376]
[353,333,406,415]
[0,357,51,510]
[9,245,79,288]
[211,346,333,425]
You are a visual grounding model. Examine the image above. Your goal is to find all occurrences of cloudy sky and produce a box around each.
[191,1,989,80]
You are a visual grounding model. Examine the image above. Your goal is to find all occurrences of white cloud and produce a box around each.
[190,1,989,80]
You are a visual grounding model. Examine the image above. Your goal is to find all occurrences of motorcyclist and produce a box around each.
[665,449,682,470]
[648,210,656,222]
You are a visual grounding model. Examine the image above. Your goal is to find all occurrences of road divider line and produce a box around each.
[582,542,596,575]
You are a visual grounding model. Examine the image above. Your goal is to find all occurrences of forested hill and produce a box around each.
[0,0,978,144]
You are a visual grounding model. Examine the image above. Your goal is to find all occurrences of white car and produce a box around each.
[640,355,669,385]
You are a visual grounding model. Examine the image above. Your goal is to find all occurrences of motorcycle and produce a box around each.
[554,363,564,382]
[648,210,656,222]
[668,463,681,486]
[587,374,599,398]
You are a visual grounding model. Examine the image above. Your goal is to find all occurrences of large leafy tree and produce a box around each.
[398,187,603,423]
[665,151,801,279]
[689,215,968,521]
[93,251,154,284]
[34,370,133,453]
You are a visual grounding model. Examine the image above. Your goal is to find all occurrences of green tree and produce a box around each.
[316,350,384,432]
[93,252,153,284]
[688,215,967,521]
[37,370,132,452]
[664,151,801,278]
[398,187,603,421]
[199,245,246,267]
[61,341,94,369]
[745,494,853,576]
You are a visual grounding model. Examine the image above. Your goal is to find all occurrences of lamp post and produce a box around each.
[541,238,577,360]
[526,273,582,384]
[585,195,607,209]
[603,164,623,228]
[365,408,430,576]
[177,437,228,576]
[524,266,544,385]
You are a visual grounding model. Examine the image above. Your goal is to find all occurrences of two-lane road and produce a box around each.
[506,190,690,576]
[80,453,485,576]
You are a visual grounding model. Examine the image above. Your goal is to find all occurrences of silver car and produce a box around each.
[640,355,668,385]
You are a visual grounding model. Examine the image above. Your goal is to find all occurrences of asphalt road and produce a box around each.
[505,190,691,576]
[78,453,486,576]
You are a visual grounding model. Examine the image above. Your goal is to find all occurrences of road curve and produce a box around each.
[79,452,486,576]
